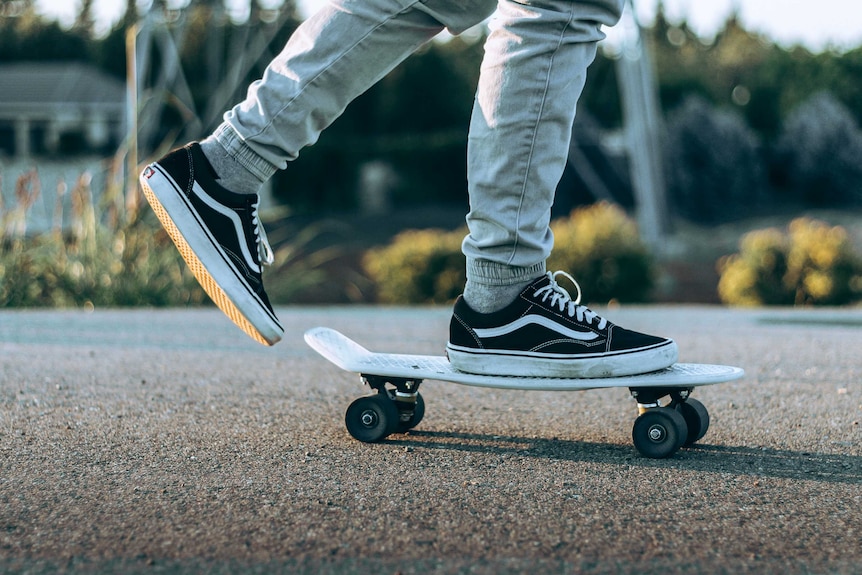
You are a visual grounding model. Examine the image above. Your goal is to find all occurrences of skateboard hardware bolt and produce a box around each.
[647,424,666,442]
[360,410,377,426]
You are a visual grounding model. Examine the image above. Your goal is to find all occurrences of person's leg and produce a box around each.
[140,0,496,345]
[206,0,498,193]
[448,0,678,377]
[463,0,623,311]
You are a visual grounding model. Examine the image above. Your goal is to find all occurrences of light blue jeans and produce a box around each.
[214,0,624,287]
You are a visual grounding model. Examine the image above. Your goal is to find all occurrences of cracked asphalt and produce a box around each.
[1,305,860,574]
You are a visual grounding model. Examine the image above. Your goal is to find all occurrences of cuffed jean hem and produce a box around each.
[212,123,280,183]
[466,258,546,287]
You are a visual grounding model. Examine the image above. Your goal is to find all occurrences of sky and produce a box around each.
[32,0,862,53]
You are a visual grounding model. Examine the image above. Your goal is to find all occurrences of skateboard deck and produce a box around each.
[304,327,743,391]
[304,327,744,458]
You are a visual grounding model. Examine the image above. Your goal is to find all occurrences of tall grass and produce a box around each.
[0,156,207,308]
[1,153,338,309]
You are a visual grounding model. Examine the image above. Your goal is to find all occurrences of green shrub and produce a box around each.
[363,202,654,304]
[548,202,654,303]
[263,222,342,303]
[717,218,862,306]
[363,228,466,304]
[0,164,333,308]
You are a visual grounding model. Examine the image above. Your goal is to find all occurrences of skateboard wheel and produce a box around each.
[677,398,710,446]
[345,394,400,443]
[632,407,688,459]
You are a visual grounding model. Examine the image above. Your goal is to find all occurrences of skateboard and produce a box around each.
[304,327,744,458]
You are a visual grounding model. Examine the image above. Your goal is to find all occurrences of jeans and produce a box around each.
[214,0,624,287]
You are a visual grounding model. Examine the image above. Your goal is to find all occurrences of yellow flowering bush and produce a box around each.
[718,218,862,306]
[548,202,654,303]
[363,228,467,304]
[363,202,655,304]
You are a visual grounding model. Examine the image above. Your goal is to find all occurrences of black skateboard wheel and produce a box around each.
[345,394,400,442]
[677,397,710,445]
[632,407,688,458]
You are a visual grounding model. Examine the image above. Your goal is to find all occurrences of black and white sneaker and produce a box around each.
[139,143,283,346]
[447,271,677,378]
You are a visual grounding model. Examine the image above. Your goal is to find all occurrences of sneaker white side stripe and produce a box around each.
[473,314,601,342]
[192,181,260,274]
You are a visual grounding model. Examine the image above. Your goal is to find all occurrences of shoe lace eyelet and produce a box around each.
[535,271,608,329]
[250,199,274,266]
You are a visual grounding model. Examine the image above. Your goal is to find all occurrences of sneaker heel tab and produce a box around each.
[188,143,221,182]
[455,295,483,315]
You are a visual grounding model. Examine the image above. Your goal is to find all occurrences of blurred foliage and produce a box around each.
[274,35,484,213]
[363,202,652,304]
[548,202,653,303]
[0,163,207,308]
[773,92,862,206]
[647,13,862,139]
[717,218,862,306]
[663,95,765,222]
[648,14,862,222]
[261,222,344,303]
[0,161,329,307]
[4,1,862,219]
[363,228,466,305]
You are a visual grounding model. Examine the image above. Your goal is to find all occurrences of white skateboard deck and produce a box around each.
[304,327,744,391]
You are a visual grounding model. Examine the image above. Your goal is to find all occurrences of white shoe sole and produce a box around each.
[447,340,679,378]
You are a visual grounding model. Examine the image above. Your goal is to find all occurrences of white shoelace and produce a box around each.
[534,271,608,329]
[251,199,274,266]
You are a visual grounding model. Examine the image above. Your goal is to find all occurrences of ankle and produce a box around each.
[463,277,536,314]
[200,136,265,196]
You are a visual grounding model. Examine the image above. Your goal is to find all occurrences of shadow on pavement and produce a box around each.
[392,430,862,485]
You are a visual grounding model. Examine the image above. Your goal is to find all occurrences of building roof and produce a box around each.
[0,62,125,110]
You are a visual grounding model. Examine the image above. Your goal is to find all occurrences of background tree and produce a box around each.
[664,96,765,222]
[773,92,862,206]
[3,0,862,218]
[74,0,95,38]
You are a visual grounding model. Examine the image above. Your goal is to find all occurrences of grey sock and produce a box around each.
[463,277,536,314]
[200,136,265,195]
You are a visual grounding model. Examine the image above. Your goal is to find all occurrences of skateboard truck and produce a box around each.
[630,386,693,414]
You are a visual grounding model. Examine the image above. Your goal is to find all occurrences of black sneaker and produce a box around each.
[139,143,283,346]
[447,271,677,377]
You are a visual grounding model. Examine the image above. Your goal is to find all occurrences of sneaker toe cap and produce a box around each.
[610,326,675,352]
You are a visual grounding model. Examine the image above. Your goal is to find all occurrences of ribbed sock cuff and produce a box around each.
[211,123,279,183]
[465,258,546,287]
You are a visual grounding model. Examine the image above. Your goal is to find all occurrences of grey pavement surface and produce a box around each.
[0,305,860,574]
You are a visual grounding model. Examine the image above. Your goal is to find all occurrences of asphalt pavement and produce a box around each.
[1,305,860,574]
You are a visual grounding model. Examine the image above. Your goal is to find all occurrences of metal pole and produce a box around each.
[616,0,669,252]
[125,21,139,218]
